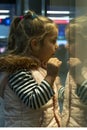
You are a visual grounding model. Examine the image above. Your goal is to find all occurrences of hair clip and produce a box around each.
[32,14,38,19]
[19,16,24,20]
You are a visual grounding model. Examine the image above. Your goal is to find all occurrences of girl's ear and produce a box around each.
[30,39,40,51]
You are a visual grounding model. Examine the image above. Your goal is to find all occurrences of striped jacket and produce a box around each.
[0,55,61,127]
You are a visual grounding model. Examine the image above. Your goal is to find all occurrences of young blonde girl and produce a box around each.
[0,10,62,127]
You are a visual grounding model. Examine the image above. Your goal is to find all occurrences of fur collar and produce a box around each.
[0,55,40,73]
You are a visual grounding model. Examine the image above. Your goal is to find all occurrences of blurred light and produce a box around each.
[0,47,6,53]
[4,18,11,25]
[0,36,7,38]
[0,15,10,19]
[54,20,69,24]
[48,16,70,20]
[47,11,70,14]
[0,18,11,25]
[48,16,70,24]
[57,40,67,45]
[0,10,10,13]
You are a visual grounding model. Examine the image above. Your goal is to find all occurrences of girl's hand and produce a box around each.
[47,58,62,77]
[45,58,62,87]
[68,57,85,85]
[68,57,81,67]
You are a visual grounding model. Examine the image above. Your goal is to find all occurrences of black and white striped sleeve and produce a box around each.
[8,69,55,109]
[76,80,87,104]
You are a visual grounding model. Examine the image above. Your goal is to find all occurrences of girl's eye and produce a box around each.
[50,39,57,44]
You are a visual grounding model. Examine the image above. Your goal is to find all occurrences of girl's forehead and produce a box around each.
[45,24,58,37]
[50,28,58,36]
[47,32,58,39]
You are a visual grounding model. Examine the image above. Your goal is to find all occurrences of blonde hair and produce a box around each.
[8,10,57,56]
[7,17,21,51]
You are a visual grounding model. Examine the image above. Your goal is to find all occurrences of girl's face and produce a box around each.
[37,27,58,63]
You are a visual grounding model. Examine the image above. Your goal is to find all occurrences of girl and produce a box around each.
[0,10,62,127]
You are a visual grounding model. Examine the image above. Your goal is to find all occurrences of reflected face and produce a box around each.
[66,39,84,59]
[65,42,76,57]
[65,19,87,61]
[65,28,79,58]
